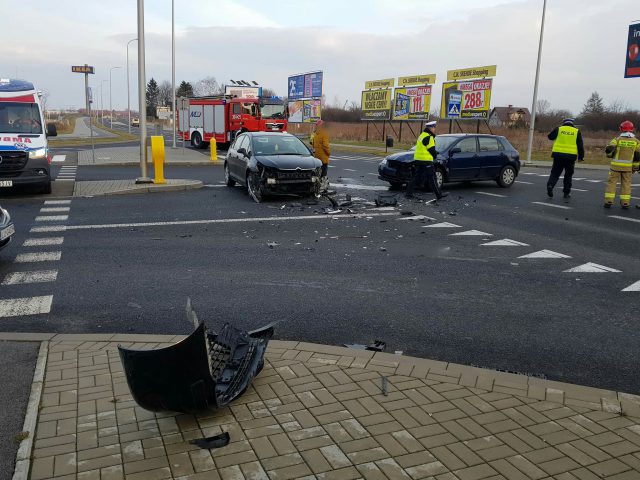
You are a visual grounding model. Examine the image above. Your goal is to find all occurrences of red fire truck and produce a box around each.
[177,96,287,148]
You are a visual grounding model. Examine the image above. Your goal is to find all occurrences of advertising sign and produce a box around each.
[393,86,432,120]
[157,106,171,120]
[288,71,323,100]
[625,23,640,78]
[288,100,322,123]
[361,89,392,120]
[225,85,261,98]
[398,74,436,87]
[441,80,492,119]
[71,65,95,74]
[446,65,496,81]
[365,78,394,89]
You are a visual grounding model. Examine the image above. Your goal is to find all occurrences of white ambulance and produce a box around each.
[0,79,57,194]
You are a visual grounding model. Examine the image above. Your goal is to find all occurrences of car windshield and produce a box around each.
[0,102,42,134]
[260,104,286,119]
[252,135,311,156]
[409,136,460,152]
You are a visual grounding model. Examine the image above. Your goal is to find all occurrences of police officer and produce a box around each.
[406,121,447,199]
[546,118,584,199]
[604,120,640,210]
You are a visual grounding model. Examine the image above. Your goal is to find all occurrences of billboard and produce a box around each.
[288,100,322,123]
[441,80,493,119]
[625,23,640,78]
[71,65,95,74]
[393,85,432,120]
[398,74,436,87]
[365,78,394,89]
[225,85,261,98]
[361,89,392,120]
[288,71,323,100]
[447,65,497,81]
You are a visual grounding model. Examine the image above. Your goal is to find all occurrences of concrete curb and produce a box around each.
[78,162,219,167]
[73,180,203,197]
[3,332,639,417]
[12,341,48,480]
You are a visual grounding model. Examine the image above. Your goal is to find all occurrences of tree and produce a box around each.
[146,78,159,118]
[261,88,278,98]
[581,91,605,116]
[193,76,222,97]
[176,81,193,98]
[158,80,173,107]
[535,99,551,116]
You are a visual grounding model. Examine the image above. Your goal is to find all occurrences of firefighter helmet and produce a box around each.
[620,121,634,132]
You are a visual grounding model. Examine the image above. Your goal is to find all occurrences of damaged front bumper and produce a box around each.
[118,306,274,414]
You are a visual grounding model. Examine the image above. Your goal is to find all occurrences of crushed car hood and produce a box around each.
[256,155,321,170]
[385,151,414,163]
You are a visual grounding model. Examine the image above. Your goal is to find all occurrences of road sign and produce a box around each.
[447,65,496,81]
[441,80,492,119]
[625,23,640,78]
[71,65,95,74]
[364,78,394,89]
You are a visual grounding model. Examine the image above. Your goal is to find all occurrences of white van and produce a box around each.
[0,79,57,194]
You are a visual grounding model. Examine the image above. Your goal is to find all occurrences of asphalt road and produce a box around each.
[0,149,639,395]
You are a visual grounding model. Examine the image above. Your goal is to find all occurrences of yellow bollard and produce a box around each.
[210,137,218,162]
[151,136,166,184]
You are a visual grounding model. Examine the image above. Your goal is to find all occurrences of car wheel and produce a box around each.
[435,168,444,189]
[41,181,52,195]
[247,171,263,203]
[389,181,404,190]
[497,165,516,188]
[191,132,204,149]
[224,162,235,187]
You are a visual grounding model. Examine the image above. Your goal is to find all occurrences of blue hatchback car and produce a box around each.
[378,134,521,189]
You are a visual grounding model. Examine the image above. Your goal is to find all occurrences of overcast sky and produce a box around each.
[2,0,639,115]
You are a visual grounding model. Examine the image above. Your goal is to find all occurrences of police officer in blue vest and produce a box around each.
[406,121,447,199]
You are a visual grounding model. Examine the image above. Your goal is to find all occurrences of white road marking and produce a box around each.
[15,251,62,263]
[30,226,67,233]
[622,280,640,292]
[23,237,64,247]
[44,200,71,205]
[423,222,461,228]
[59,166,77,170]
[333,184,389,191]
[609,215,640,224]
[343,168,357,172]
[475,191,507,198]
[450,230,493,236]
[35,215,69,222]
[519,250,571,259]
[0,296,53,318]
[585,180,602,183]
[536,174,548,177]
[2,270,58,285]
[515,181,534,185]
[522,172,538,175]
[51,155,66,163]
[55,179,75,182]
[63,212,400,231]
[573,177,586,181]
[367,173,378,176]
[481,239,529,247]
[328,165,335,168]
[40,207,70,213]
[564,263,621,273]
[571,188,588,192]
[532,202,572,210]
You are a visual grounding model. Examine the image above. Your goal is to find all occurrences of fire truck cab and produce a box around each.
[178,96,287,149]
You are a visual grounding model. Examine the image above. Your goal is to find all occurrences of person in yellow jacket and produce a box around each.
[546,118,584,199]
[312,120,331,192]
[604,120,640,209]
[406,121,447,199]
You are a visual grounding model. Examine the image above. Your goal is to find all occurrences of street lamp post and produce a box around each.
[109,66,121,129]
[127,39,138,134]
[136,0,152,183]
[526,0,548,164]
[100,80,108,124]
[171,0,176,148]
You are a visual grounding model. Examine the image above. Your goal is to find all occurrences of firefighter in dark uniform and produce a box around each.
[406,121,447,199]
[546,118,584,199]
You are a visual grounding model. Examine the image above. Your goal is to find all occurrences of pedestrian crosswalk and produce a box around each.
[55,164,77,182]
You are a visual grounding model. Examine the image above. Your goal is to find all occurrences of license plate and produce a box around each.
[0,180,12,187]
[0,224,14,241]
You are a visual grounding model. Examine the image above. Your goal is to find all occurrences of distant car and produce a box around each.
[224,132,323,203]
[378,134,520,189]
[0,205,14,251]
[131,118,140,127]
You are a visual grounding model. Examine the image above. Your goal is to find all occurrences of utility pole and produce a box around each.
[136,0,152,183]
[526,0,547,164]
[109,66,121,129]
[171,0,177,148]
[127,38,138,134]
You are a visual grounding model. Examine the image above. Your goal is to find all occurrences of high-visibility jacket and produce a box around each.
[606,134,640,172]
[551,126,579,156]
[414,132,435,162]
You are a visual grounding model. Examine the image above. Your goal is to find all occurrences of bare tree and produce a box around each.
[536,99,551,116]
[608,98,630,114]
[193,76,222,97]
[158,81,173,107]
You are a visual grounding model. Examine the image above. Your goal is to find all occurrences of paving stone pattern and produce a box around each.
[28,337,640,480]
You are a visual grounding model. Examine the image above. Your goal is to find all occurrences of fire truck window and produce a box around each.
[242,103,255,115]
[232,104,241,114]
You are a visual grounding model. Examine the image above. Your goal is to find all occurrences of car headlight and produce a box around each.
[1,208,9,223]
[29,148,46,159]
[380,158,387,166]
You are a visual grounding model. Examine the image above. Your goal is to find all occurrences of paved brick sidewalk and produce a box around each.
[73,179,203,197]
[13,334,640,480]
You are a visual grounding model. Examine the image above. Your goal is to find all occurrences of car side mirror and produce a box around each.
[449,147,461,156]
[46,123,57,137]
[237,147,247,157]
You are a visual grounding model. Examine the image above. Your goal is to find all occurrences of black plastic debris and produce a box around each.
[118,301,274,414]
[374,194,398,207]
[189,432,231,450]
[344,340,386,352]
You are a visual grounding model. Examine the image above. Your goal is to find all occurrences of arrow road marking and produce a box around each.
[481,239,529,247]
[563,263,621,273]
[622,281,640,292]
[423,222,461,228]
[518,249,571,259]
[450,230,492,236]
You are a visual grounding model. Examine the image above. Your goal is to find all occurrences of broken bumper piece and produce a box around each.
[118,320,274,414]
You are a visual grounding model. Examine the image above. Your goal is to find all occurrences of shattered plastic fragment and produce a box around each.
[189,432,231,450]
